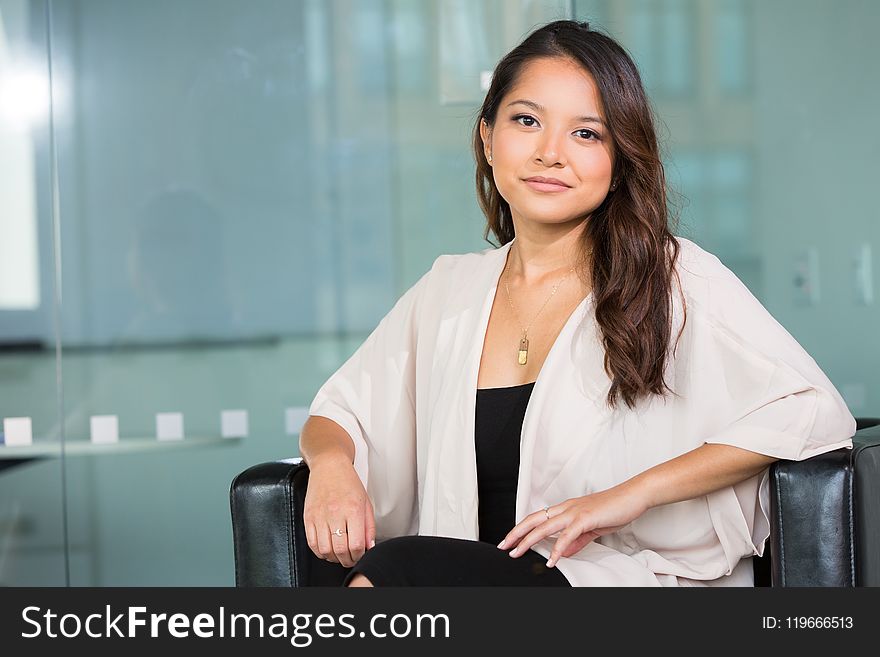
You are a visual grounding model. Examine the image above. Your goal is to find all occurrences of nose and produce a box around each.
[534,129,566,167]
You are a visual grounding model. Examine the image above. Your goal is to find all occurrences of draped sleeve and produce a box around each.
[304,259,438,538]
[679,246,856,573]
[688,251,856,460]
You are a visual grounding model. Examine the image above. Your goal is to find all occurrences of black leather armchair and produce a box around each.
[230,421,880,587]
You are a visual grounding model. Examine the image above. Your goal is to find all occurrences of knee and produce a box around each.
[346,573,374,587]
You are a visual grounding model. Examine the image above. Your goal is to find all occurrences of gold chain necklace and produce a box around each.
[503,248,585,366]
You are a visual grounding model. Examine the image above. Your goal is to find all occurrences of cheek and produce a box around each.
[576,151,614,180]
[492,173,517,204]
[493,136,532,163]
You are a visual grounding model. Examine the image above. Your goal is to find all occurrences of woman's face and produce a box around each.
[480,56,615,229]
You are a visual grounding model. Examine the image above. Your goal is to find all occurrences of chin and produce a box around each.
[514,213,578,226]
[510,202,576,220]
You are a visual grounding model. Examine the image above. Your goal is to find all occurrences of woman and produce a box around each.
[299,20,855,587]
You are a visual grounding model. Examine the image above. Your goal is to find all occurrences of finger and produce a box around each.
[509,515,568,558]
[330,521,355,567]
[552,528,602,566]
[317,522,337,563]
[547,523,583,567]
[364,497,376,551]
[305,520,319,556]
[498,509,551,549]
[346,511,366,563]
[560,532,598,559]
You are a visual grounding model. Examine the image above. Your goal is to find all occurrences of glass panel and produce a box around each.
[0,0,67,586]
[627,0,658,93]
[50,0,327,585]
[715,0,752,96]
[438,0,569,105]
[660,0,694,96]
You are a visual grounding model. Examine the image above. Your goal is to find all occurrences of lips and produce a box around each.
[523,176,571,192]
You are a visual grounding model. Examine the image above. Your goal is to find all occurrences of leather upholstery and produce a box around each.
[230,458,350,587]
[769,422,880,586]
[230,423,880,587]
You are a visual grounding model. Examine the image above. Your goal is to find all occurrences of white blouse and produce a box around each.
[307,236,855,586]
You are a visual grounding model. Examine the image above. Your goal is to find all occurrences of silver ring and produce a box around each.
[543,506,550,520]
[333,528,345,537]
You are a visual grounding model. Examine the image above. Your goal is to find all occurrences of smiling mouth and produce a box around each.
[523,179,571,192]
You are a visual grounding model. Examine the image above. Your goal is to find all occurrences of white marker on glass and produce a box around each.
[90,415,119,444]
[221,410,248,438]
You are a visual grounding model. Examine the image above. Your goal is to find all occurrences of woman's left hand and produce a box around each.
[497,483,650,567]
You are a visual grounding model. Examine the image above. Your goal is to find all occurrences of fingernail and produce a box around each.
[496,540,506,549]
[546,558,555,568]
[509,547,520,557]
[370,539,375,549]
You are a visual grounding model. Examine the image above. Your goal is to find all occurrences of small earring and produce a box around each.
[487,154,493,162]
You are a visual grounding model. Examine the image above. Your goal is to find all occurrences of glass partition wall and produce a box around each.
[0,0,874,585]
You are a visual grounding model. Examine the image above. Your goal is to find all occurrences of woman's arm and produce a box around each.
[299,415,356,472]
[500,444,779,566]
[622,443,778,510]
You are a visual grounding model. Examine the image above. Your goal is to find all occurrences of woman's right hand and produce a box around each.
[303,456,376,568]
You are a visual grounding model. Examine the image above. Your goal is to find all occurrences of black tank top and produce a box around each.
[474,381,536,546]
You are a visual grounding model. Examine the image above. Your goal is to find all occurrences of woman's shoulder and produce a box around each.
[669,235,751,307]
[431,242,504,267]
[398,244,506,319]
[423,242,507,284]
[669,235,781,342]
[670,234,729,281]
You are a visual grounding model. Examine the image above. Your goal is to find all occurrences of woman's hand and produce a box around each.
[303,455,376,568]
[497,483,649,568]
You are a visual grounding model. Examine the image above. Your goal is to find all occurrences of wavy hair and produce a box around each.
[472,19,686,411]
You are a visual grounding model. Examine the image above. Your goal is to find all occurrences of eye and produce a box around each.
[513,114,538,127]
[576,129,600,141]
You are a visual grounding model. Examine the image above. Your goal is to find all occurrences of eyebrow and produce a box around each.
[505,99,605,127]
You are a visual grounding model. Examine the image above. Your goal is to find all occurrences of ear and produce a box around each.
[479,118,492,160]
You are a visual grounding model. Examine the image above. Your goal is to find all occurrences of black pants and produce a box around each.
[342,535,572,587]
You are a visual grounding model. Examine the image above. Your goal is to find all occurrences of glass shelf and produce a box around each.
[0,436,241,459]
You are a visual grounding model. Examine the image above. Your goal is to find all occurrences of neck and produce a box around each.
[506,223,592,288]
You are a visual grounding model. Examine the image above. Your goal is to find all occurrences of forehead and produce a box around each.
[505,57,603,115]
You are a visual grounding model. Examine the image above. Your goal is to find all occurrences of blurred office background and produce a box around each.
[0,0,876,585]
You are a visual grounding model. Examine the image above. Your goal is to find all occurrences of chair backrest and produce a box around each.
[762,420,880,587]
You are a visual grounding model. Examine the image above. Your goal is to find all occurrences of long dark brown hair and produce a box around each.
[472,19,686,411]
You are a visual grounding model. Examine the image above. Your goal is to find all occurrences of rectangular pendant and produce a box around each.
[518,337,529,365]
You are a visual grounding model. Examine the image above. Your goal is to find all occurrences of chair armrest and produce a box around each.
[769,424,880,586]
[230,458,350,587]
[231,425,880,587]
